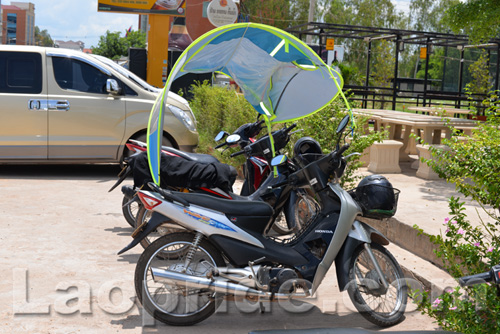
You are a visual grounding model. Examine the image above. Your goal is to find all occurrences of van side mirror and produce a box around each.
[106,79,121,95]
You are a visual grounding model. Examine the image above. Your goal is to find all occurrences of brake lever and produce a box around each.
[344,152,361,160]
[290,129,304,135]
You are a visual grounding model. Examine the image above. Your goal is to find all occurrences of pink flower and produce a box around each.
[444,217,450,224]
[474,242,481,247]
[457,228,465,235]
[449,306,457,310]
[451,220,457,225]
[445,227,450,233]
[487,247,494,252]
[432,298,443,307]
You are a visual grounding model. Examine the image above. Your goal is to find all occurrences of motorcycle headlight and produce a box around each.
[168,105,196,132]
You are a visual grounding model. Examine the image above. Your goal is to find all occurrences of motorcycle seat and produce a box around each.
[174,192,274,217]
[162,146,220,164]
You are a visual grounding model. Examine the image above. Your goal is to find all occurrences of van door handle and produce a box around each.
[48,100,70,111]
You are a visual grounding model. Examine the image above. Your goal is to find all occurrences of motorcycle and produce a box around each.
[129,122,319,249]
[111,139,235,227]
[214,117,319,234]
[121,115,408,327]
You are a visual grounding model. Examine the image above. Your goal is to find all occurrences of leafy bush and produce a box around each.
[413,94,500,332]
[189,81,386,189]
[188,81,256,166]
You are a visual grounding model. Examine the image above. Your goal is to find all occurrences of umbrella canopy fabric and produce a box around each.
[147,22,344,185]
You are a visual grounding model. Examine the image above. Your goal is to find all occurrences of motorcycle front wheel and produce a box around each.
[347,242,408,327]
[135,232,225,326]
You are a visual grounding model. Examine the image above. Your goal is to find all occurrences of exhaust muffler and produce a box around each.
[151,268,310,300]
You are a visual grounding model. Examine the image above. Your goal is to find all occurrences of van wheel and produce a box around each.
[120,134,173,168]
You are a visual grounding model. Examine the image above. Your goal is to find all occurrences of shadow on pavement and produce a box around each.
[0,164,122,180]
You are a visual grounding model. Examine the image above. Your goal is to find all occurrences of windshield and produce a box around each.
[90,54,161,93]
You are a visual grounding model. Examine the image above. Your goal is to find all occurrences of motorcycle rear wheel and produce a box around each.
[135,232,225,326]
[272,188,318,235]
[122,194,140,227]
[347,242,407,327]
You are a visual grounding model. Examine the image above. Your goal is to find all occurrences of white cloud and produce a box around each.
[25,0,138,48]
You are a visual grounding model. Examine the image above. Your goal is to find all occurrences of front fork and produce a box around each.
[335,220,391,291]
[362,243,390,289]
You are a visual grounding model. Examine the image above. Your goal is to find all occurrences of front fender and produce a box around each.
[117,211,170,255]
[335,221,390,291]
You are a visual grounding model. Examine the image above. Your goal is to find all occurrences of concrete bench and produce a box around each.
[415,144,450,179]
[368,140,403,173]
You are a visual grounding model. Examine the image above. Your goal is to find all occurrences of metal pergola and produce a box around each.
[286,22,500,110]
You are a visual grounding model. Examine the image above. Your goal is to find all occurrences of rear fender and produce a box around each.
[335,221,390,291]
[117,212,169,255]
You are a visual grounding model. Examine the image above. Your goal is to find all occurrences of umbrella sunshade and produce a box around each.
[148,22,348,185]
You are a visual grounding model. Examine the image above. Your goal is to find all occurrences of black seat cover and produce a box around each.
[163,146,220,164]
[175,192,273,217]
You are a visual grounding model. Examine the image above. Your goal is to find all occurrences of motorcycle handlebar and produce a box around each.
[459,264,500,287]
[284,123,297,133]
[214,142,226,149]
[459,271,493,287]
[230,150,246,158]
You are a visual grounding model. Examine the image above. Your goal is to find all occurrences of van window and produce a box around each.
[52,57,110,94]
[0,51,42,93]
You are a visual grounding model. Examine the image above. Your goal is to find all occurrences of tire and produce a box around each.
[135,232,225,326]
[122,194,141,227]
[135,206,184,249]
[347,243,408,327]
[272,188,318,235]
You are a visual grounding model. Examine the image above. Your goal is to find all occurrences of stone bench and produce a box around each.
[415,144,450,179]
[368,140,403,173]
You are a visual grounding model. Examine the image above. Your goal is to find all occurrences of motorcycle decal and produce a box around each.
[182,208,236,232]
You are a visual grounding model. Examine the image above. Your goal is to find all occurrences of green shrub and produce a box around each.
[413,93,500,332]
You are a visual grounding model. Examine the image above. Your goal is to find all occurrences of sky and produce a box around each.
[2,0,411,49]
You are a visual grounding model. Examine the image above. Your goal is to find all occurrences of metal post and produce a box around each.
[458,48,465,108]
[364,41,372,109]
[392,36,401,110]
[441,46,448,92]
[496,43,500,91]
[423,38,431,106]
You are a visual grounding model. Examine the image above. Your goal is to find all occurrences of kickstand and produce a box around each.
[259,302,266,313]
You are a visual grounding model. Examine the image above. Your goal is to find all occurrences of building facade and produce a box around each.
[1,1,35,45]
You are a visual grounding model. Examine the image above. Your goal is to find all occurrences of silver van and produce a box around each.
[0,45,198,163]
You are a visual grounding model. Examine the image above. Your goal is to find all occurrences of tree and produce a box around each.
[92,30,146,60]
[240,0,310,30]
[447,0,500,42]
[320,0,406,71]
[35,26,53,46]
[371,39,395,108]
[409,0,458,32]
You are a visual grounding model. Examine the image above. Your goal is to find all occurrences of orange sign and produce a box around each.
[419,47,427,59]
[98,0,186,16]
[326,38,334,51]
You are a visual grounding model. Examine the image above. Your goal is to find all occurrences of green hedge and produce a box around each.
[189,82,386,188]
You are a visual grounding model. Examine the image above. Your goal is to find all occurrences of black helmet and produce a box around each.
[293,137,322,167]
[355,175,400,219]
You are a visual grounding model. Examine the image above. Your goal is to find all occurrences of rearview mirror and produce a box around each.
[106,79,121,95]
[336,115,350,134]
[214,131,228,142]
[226,134,241,146]
[271,154,288,167]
